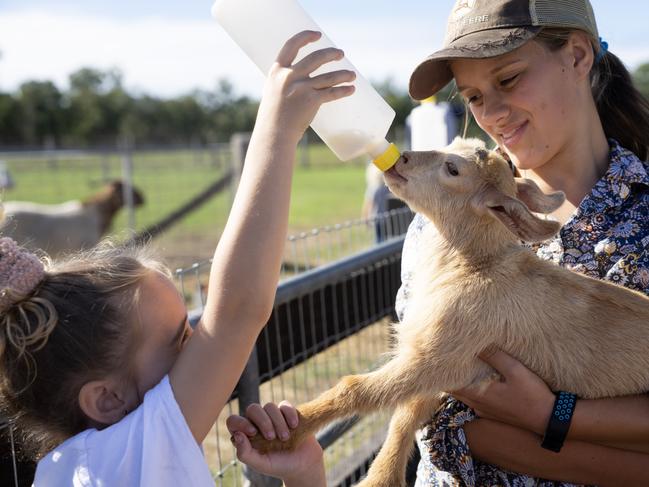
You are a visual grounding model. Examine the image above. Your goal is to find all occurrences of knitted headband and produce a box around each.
[0,237,45,313]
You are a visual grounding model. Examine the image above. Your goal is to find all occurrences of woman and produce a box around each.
[397,0,649,485]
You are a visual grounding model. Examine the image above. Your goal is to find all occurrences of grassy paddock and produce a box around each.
[1,143,372,269]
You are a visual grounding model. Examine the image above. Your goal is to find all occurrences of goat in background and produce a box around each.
[0,180,144,257]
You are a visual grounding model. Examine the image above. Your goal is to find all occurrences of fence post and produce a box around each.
[119,136,137,236]
[229,132,252,207]
[238,349,282,487]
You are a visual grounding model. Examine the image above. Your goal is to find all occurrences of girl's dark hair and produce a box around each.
[0,242,169,459]
[535,28,649,161]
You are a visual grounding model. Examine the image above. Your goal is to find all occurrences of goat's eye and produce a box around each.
[446,161,459,177]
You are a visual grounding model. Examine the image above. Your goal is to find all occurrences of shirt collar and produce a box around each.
[605,139,649,188]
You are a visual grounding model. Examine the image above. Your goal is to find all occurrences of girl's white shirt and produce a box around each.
[32,375,215,486]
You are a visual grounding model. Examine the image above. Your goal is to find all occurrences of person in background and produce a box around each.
[405,95,459,151]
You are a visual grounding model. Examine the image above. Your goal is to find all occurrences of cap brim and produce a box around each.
[409,26,542,100]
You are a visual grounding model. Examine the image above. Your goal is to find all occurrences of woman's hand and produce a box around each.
[451,349,555,435]
[257,30,356,144]
[227,401,326,487]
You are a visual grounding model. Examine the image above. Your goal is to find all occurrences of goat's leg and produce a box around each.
[250,353,431,453]
[355,395,442,487]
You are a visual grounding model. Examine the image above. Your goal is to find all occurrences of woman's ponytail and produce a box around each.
[591,51,649,161]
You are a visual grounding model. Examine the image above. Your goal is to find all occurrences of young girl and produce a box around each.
[398,0,649,485]
[0,31,354,486]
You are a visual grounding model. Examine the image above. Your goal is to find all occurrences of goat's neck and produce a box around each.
[82,194,121,235]
[427,217,520,273]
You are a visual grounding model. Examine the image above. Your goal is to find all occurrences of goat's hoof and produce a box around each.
[248,431,303,454]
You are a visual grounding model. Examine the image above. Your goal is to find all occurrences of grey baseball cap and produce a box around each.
[409,0,599,100]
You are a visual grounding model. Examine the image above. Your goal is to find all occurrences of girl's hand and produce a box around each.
[226,401,325,485]
[256,30,356,144]
[451,349,555,435]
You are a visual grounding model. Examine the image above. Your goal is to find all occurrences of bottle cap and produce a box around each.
[372,143,401,171]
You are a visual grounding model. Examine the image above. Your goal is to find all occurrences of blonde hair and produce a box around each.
[0,240,170,459]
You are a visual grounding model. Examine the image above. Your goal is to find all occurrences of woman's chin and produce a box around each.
[507,151,541,173]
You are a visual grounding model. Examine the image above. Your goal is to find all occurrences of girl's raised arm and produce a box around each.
[169,30,355,443]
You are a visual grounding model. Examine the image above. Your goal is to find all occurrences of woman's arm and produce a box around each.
[464,418,649,487]
[452,350,649,453]
[566,395,649,452]
[170,31,355,443]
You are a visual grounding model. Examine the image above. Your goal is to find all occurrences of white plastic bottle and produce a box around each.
[408,96,452,151]
[211,0,400,171]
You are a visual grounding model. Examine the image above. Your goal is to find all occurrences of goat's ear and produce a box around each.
[472,185,561,242]
[515,178,565,214]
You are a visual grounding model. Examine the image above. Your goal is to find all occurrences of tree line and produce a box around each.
[0,68,262,149]
[1,63,648,149]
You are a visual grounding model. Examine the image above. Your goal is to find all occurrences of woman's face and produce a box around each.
[450,36,589,171]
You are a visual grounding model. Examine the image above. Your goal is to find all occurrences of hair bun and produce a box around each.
[0,237,45,312]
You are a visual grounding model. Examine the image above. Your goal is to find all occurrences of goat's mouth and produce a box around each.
[384,165,408,184]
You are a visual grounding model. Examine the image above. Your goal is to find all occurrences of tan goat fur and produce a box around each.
[250,138,649,487]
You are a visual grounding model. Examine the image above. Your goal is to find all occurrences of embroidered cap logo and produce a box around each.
[451,0,476,20]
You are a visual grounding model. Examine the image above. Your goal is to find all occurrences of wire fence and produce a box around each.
[178,206,413,310]
[176,212,413,486]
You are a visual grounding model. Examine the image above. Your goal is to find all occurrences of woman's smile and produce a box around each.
[499,120,529,150]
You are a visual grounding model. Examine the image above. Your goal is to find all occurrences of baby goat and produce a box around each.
[250,138,649,487]
[0,180,144,257]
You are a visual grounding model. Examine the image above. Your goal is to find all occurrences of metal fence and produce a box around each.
[176,211,413,486]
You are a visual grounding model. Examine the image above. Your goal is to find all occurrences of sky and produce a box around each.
[1,0,648,99]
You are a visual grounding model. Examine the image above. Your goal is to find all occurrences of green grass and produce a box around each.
[1,143,371,268]
[290,163,367,230]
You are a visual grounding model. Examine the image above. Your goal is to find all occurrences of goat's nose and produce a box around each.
[401,153,410,164]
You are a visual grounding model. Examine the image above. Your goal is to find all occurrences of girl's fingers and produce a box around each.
[309,69,356,90]
[278,401,299,429]
[263,402,291,441]
[226,414,258,437]
[317,84,355,104]
[292,47,344,76]
[245,403,275,440]
[276,30,322,67]
[231,432,269,471]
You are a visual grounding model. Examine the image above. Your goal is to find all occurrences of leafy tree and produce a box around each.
[373,77,416,140]
[66,68,129,145]
[0,93,22,146]
[18,81,64,146]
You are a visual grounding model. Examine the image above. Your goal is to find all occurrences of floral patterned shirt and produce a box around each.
[395,140,649,487]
